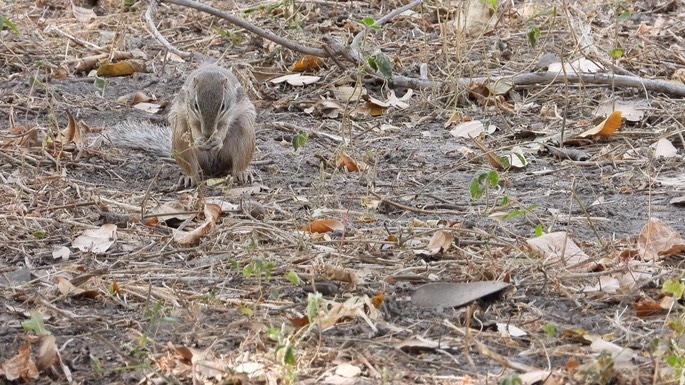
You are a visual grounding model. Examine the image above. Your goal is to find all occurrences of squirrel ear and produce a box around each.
[235,86,246,100]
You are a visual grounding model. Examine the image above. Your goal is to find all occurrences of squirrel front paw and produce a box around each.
[195,136,223,152]
[233,170,254,184]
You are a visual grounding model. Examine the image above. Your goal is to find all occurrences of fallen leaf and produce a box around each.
[0,345,39,381]
[304,219,345,233]
[578,111,622,138]
[172,204,222,245]
[449,121,494,138]
[426,230,453,254]
[270,73,321,86]
[526,231,596,271]
[410,281,510,308]
[335,363,362,378]
[132,102,162,114]
[632,297,664,317]
[72,5,97,22]
[58,111,83,146]
[637,218,685,260]
[652,138,677,158]
[336,152,368,172]
[289,55,324,72]
[36,335,57,371]
[97,61,137,77]
[71,223,117,254]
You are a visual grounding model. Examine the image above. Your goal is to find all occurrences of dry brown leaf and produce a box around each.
[132,91,154,105]
[336,152,368,172]
[473,138,505,170]
[289,314,310,328]
[632,297,664,317]
[362,100,388,116]
[577,111,622,138]
[59,111,83,146]
[0,345,39,382]
[289,55,324,72]
[173,203,222,245]
[2,125,39,148]
[637,218,685,260]
[526,231,597,271]
[96,61,136,77]
[324,264,358,285]
[71,223,117,254]
[304,219,345,233]
[36,335,57,371]
[427,230,453,253]
[72,4,97,22]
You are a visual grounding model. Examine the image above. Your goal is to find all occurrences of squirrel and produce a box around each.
[108,63,256,187]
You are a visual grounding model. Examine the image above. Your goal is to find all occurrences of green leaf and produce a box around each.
[618,10,631,22]
[1,16,20,35]
[543,323,561,337]
[286,271,302,285]
[292,130,308,151]
[240,307,254,317]
[527,23,540,48]
[33,231,46,238]
[94,77,107,97]
[535,223,543,236]
[354,16,379,30]
[500,375,522,385]
[487,170,499,187]
[469,177,484,200]
[609,47,623,59]
[243,264,254,278]
[370,52,393,78]
[306,292,322,322]
[267,327,281,341]
[662,278,685,298]
[22,311,51,336]
[284,346,296,365]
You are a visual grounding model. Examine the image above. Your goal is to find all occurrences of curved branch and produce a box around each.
[390,72,685,97]
[160,0,328,57]
[145,0,190,58]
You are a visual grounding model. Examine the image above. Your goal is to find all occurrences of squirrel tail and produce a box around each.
[103,121,172,157]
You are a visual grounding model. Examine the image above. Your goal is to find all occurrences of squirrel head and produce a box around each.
[186,67,245,139]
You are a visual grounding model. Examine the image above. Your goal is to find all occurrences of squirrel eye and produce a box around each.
[193,98,200,112]
[221,101,229,113]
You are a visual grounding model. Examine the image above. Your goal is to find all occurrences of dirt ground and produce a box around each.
[2,0,685,384]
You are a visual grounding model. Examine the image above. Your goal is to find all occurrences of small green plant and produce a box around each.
[500,375,522,385]
[22,310,51,336]
[292,130,308,151]
[90,355,104,376]
[526,22,540,48]
[470,170,499,201]
[580,351,615,385]
[543,323,561,338]
[243,256,275,282]
[212,26,242,45]
[286,271,302,285]
[94,76,107,97]
[0,15,20,35]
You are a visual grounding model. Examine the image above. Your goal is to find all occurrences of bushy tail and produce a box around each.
[102,121,172,157]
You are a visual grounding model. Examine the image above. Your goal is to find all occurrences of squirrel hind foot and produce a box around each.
[233,170,254,185]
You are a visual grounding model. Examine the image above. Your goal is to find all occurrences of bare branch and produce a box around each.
[145,0,191,58]
[160,0,328,57]
[351,0,423,48]
[390,72,685,97]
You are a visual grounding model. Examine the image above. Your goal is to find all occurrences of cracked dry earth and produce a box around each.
[1,0,685,384]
